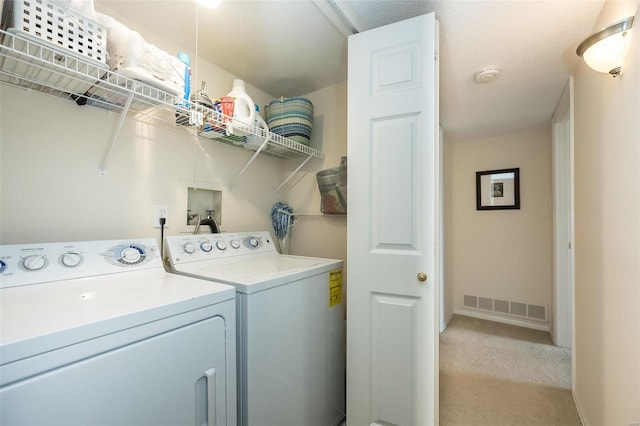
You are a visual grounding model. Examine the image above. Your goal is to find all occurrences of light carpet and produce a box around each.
[439,314,582,425]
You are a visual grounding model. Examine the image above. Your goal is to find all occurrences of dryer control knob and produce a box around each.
[230,240,241,249]
[183,242,196,254]
[216,241,227,251]
[249,238,259,248]
[200,241,213,252]
[61,252,82,267]
[0,259,6,273]
[22,255,47,271]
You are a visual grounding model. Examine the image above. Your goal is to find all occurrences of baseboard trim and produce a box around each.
[454,308,550,332]
[440,311,454,333]
[572,389,588,426]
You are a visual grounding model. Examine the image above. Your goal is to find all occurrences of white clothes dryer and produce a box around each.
[165,231,346,426]
[0,238,236,426]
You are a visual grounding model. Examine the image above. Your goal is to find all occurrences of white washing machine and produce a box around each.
[0,238,237,426]
[165,231,346,426]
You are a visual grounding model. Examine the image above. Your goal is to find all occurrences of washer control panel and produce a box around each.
[165,231,277,264]
[0,239,161,289]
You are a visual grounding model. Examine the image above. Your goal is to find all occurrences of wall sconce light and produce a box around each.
[576,16,634,77]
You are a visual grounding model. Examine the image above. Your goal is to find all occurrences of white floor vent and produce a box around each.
[463,294,547,322]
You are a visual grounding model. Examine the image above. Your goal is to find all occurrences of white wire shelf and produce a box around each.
[195,105,322,160]
[0,28,324,167]
[0,28,180,117]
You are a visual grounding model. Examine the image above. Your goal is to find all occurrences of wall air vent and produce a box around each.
[527,304,547,320]
[478,297,493,310]
[462,295,547,322]
[463,295,478,308]
[494,299,510,314]
[510,302,527,317]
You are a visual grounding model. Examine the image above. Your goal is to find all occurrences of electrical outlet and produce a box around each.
[154,205,169,228]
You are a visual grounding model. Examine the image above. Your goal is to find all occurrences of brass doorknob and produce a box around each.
[417,272,427,282]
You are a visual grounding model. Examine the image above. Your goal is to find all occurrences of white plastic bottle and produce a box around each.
[227,79,256,135]
[174,52,192,126]
[245,104,270,150]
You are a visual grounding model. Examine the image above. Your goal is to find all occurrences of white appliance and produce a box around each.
[165,231,346,426]
[0,238,237,426]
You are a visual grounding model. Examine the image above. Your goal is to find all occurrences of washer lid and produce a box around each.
[172,252,343,294]
[0,269,235,365]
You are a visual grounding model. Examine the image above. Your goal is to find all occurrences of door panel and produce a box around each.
[371,42,422,94]
[371,113,420,250]
[370,293,420,425]
[347,13,439,426]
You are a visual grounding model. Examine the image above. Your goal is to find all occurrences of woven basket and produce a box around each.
[265,96,313,145]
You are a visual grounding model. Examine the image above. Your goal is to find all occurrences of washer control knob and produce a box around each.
[23,255,47,271]
[61,252,82,267]
[0,260,6,273]
[216,241,227,251]
[183,242,196,254]
[120,247,142,264]
[230,240,241,249]
[249,238,259,248]
[200,241,213,252]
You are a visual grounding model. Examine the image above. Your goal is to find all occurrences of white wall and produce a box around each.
[444,128,553,328]
[0,80,280,243]
[280,82,347,263]
[572,1,640,424]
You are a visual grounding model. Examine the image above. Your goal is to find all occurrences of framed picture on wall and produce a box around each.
[476,168,520,210]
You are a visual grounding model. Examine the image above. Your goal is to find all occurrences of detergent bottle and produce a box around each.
[226,79,256,135]
[177,52,191,106]
[245,104,270,150]
[174,52,192,126]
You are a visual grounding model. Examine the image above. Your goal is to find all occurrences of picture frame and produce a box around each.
[476,168,520,210]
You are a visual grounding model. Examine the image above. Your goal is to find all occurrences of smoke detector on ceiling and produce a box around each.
[474,66,501,84]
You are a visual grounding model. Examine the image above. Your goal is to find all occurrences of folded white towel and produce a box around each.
[95,12,186,96]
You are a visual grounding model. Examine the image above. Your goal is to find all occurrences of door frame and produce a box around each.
[551,78,575,363]
[439,125,446,333]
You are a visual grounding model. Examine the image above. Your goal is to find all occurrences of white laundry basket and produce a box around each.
[1,0,107,64]
[0,0,107,94]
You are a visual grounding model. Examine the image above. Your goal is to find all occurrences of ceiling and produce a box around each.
[95,0,605,140]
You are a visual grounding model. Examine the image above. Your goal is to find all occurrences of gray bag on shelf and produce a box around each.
[316,156,347,214]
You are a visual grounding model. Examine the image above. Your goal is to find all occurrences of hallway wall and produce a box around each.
[572,1,640,424]
[444,128,553,329]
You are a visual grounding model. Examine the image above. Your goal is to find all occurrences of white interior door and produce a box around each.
[347,13,439,426]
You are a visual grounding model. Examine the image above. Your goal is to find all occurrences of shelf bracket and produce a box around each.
[228,134,271,190]
[274,154,314,193]
[98,90,135,176]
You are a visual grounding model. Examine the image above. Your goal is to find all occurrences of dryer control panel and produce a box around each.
[0,239,161,288]
[165,231,277,264]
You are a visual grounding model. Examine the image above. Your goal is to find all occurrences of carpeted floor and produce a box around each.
[439,315,582,425]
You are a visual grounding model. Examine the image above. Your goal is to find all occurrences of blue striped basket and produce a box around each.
[265,97,313,145]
